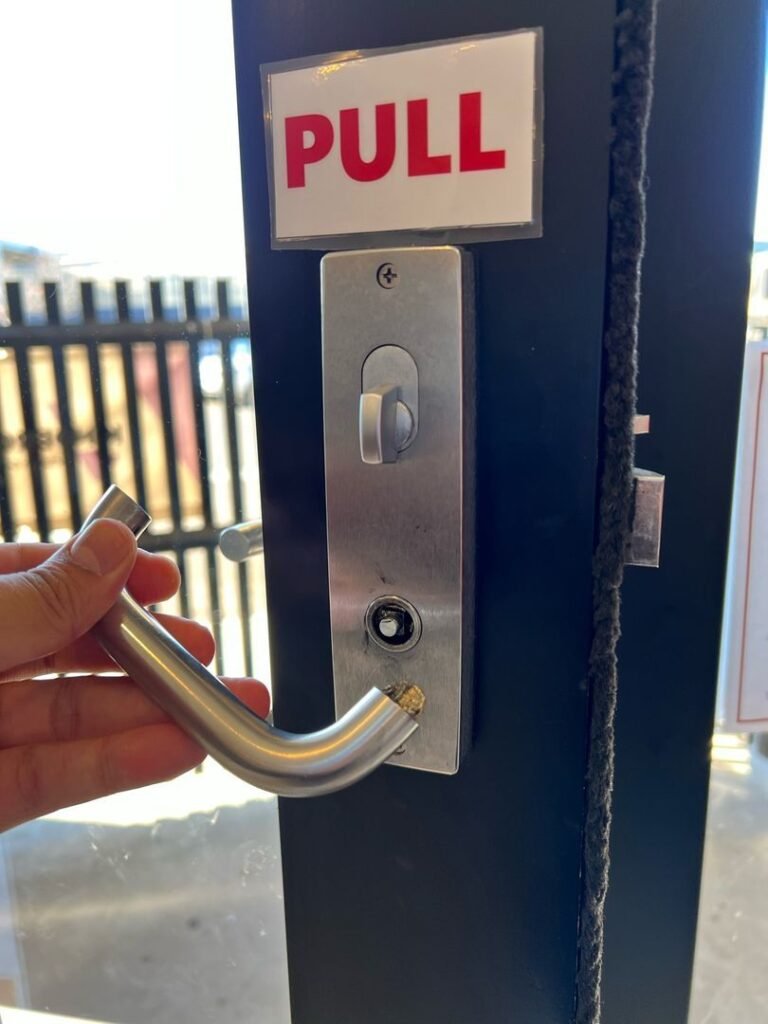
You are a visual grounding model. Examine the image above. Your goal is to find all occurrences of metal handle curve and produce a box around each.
[83,487,423,797]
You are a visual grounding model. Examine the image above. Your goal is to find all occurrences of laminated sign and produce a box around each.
[720,340,768,732]
[261,30,542,248]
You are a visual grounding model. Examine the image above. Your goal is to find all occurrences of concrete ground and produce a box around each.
[0,766,291,1024]
[0,735,764,1024]
[689,735,768,1024]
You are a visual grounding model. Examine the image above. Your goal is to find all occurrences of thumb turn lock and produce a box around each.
[359,344,419,464]
[359,386,414,464]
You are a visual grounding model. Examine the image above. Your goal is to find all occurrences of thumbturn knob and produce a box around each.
[359,385,414,465]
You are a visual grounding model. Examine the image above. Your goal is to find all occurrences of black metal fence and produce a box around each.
[0,278,261,678]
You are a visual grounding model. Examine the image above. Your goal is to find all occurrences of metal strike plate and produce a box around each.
[633,413,651,435]
[321,247,474,774]
[626,468,665,567]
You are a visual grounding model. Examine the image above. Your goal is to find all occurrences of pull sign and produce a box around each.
[261,30,542,249]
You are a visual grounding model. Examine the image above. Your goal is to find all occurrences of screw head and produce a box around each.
[376,262,398,289]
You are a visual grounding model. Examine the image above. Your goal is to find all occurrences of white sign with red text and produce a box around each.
[721,340,768,732]
[262,31,541,247]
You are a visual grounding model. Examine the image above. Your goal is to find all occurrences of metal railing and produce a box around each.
[0,278,259,677]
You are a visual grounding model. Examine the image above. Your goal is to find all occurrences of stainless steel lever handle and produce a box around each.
[83,486,423,797]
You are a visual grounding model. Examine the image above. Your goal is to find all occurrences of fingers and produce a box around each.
[126,553,181,605]
[221,678,272,719]
[0,723,206,833]
[0,521,139,673]
[0,542,60,573]
[0,542,181,607]
[0,676,270,748]
[0,613,216,683]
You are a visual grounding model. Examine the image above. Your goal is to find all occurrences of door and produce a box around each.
[233,1,618,1021]
[232,1,763,1022]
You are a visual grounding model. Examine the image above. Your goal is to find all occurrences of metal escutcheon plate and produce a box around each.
[321,247,474,774]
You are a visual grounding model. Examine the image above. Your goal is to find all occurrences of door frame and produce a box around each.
[602,3,765,1022]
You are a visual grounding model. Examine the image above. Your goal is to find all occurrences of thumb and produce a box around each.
[0,520,138,674]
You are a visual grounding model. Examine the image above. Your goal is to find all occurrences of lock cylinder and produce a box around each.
[366,595,422,652]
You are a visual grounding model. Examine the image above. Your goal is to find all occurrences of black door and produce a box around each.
[231,1,763,1022]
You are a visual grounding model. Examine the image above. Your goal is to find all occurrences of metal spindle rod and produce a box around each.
[84,486,423,797]
[219,520,264,562]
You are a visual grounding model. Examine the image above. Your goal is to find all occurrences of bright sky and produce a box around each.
[0,0,247,277]
[1,1,767,274]
[754,62,768,241]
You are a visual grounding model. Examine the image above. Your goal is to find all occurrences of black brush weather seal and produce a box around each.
[573,2,658,1022]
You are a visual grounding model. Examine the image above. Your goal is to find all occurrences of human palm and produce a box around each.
[0,519,268,831]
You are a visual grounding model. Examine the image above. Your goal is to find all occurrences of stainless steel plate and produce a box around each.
[321,246,474,774]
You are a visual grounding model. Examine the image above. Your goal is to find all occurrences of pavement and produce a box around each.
[0,769,291,1024]
[0,732,764,1024]
[689,735,768,1024]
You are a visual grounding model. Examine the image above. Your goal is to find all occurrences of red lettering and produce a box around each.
[285,94,505,188]
[459,92,506,172]
[407,99,451,176]
[339,104,396,182]
[285,114,334,188]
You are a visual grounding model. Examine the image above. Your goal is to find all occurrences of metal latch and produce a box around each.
[626,469,665,567]
[625,414,665,568]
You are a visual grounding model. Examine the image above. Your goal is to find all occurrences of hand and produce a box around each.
[0,519,270,831]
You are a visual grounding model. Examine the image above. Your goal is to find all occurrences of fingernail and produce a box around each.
[70,520,136,575]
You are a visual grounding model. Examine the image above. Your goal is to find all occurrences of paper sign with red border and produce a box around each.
[720,341,768,731]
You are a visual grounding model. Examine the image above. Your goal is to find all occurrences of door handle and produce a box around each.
[82,486,423,797]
